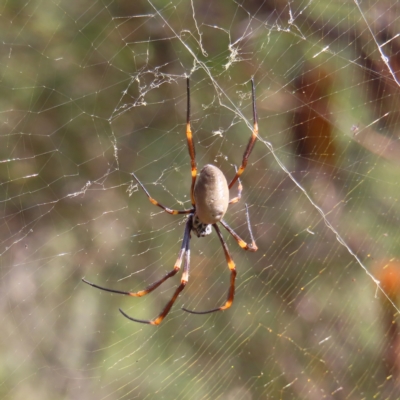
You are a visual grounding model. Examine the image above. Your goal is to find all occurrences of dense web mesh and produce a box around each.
[1,0,400,398]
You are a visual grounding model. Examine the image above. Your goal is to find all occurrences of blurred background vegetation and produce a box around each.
[1,0,400,398]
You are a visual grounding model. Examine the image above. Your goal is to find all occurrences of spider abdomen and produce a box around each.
[194,164,229,225]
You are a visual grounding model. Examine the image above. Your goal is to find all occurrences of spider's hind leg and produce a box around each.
[132,172,194,215]
[220,204,257,252]
[228,78,258,190]
[185,78,198,207]
[229,167,242,205]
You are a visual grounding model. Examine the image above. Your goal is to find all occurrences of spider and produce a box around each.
[82,78,258,325]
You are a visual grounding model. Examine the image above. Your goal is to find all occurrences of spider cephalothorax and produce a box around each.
[83,77,259,325]
[192,214,212,237]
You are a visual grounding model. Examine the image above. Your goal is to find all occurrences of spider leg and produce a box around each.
[82,217,192,318]
[228,168,242,205]
[186,77,197,206]
[220,204,258,252]
[82,261,180,298]
[118,216,192,325]
[132,172,194,215]
[182,223,236,315]
[228,78,258,189]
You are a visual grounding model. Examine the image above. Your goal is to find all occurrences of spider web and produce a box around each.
[1,0,400,398]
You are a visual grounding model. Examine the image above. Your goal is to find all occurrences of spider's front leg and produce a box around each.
[182,204,257,316]
[119,215,193,325]
[182,223,237,315]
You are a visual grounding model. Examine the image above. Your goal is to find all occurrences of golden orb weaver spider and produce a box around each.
[82,78,259,325]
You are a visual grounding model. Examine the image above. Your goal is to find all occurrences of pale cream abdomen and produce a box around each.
[194,164,229,224]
